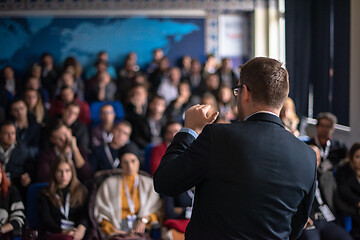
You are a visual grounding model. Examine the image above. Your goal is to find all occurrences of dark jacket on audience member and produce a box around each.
[4,143,35,189]
[38,186,88,233]
[306,138,347,167]
[15,114,41,158]
[336,162,360,214]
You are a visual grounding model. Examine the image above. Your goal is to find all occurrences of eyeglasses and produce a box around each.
[233,85,250,97]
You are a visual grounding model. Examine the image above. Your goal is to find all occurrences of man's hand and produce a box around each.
[184,104,219,135]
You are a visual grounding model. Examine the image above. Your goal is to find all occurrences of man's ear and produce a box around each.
[242,85,251,102]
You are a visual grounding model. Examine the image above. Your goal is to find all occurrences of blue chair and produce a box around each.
[142,144,155,173]
[90,101,125,127]
[338,215,352,232]
[26,182,49,230]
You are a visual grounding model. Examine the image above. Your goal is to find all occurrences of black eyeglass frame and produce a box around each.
[232,85,250,97]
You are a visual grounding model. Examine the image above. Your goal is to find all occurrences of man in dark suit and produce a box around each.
[154,57,317,240]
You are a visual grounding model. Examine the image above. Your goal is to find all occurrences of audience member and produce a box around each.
[149,57,170,93]
[0,65,21,98]
[306,112,347,172]
[90,121,133,172]
[165,82,198,123]
[94,144,161,237]
[280,97,300,137]
[202,54,217,79]
[180,55,191,80]
[149,121,182,175]
[193,73,220,97]
[26,76,50,108]
[185,59,203,91]
[91,104,116,148]
[299,145,352,240]
[216,84,236,122]
[337,142,360,239]
[38,155,88,240]
[23,88,46,124]
[147,48,164,75]
[117,55,140,104]
[29,63,42,82]
[200,92,219,119]
[37,120,91,183]
[55,71,85,101]
[10,99,41,157]
[128,95,167,149]
[0,163,25,239]
[49,86,91,126]
[62,57,84,85]
[0,121,34,196]
[23,88,46,125]
[216,57,238,88]
[0,88,13,112]
[85,51,117,80]
[125,83,148,120]
[61,102,89,150]
[157,67,181,106]
[86,70,117,103]
[40,52,60,99]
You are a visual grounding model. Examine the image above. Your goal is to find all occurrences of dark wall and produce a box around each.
[285,0,350,125]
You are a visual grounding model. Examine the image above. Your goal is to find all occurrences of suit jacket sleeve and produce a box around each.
[289,167,317,240]
[153,124,213,197]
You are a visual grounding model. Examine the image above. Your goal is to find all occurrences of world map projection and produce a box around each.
[0,16,204,75]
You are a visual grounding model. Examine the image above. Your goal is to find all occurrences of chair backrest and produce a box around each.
[90,101,125,126]
[26,182,49,229]
[142,144,155,173]
[338,215,352,232]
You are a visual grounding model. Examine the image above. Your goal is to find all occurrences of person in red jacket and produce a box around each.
[149,121,182,175]
[49,85,90,126]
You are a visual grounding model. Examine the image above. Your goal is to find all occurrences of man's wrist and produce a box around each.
[180,128,199,139]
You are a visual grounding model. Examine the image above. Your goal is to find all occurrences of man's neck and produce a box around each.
[102,122,113,132]
[149,113,162,122]
[317,136,330,146]
[16,119,28,129]
[1,143,12,152]
[109,141,123,150]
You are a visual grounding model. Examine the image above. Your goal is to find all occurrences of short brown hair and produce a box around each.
[239,57,289,109]
[316,112,337,128]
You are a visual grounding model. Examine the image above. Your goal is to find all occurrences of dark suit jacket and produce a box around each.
[154,113,317,240]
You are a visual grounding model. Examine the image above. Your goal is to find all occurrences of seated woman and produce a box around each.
[23,88,46,125]
[0,163,25,240]
[337,142,360,239]
[38,155,88,240]
[94,144,162,238]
